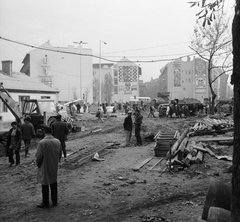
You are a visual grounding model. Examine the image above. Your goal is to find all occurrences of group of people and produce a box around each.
[123,108,143,147]
[6,114,69,209]
[6,115,36,167]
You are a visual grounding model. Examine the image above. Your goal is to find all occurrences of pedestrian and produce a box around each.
[51,115,69,159]
[20,115,36,157]
[134,109,143,146]
[123,110,133,147]
[148,105,156,118]
[36,126,61,209]
[102,103,107,114]
[158,104,164,118]
[83,103,87,113]
[6,122,22,167]
[96,108,104,123]
[76,103,81,114]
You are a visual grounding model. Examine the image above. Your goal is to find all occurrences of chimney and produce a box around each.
[2,60,13,76]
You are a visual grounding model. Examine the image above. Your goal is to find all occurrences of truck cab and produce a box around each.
[22,99,58,133]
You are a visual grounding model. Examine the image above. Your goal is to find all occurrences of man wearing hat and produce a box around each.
[20,115,36,157]
[123,110,133,147]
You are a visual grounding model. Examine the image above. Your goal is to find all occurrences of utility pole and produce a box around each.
[99,40,107,104]
[73,41,87,100]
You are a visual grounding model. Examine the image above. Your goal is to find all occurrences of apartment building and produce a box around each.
[20,41,93,103]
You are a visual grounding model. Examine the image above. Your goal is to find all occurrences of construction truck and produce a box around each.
[0,83,73,137]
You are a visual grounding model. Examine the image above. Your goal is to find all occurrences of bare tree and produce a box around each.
[189,0,240,221]
[93,77,100,103]
[190,11,232,113]
[84,88,90,103]
[102,73,113,104]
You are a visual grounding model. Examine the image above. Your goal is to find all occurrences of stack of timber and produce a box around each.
[153,131,179,157]
[190,116,233,131]
[164,115,233,172]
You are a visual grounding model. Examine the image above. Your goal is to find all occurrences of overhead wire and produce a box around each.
[0,36,197,63]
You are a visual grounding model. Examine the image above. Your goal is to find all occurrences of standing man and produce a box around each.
[51,115,69,159]
[20,115,36,157]
[36,126,61,208]
[76,103,81,114]
[123,110,133,147]
[134,109,143,146]
[6,122,22,166]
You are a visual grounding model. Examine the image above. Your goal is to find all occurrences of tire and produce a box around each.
[47,117,56,126]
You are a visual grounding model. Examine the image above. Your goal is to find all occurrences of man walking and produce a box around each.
[123,110,133,147]
[20,115,36,157]
[36,126,61,208]
[148,105,156,118]
[51,115,69,159]
[134,109,143,146]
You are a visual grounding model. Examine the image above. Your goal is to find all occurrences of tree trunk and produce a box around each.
[231,1,240,221]
[208,62,216,114]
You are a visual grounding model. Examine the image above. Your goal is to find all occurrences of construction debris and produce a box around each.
[154,115,234,172]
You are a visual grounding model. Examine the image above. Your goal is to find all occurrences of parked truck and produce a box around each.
[0,83,73,137]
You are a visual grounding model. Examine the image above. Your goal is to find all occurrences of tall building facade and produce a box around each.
[158,57,229,103]
[21,41,93,103]
[93,57,141,103]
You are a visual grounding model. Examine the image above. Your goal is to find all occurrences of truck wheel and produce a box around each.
[48,117,56,126]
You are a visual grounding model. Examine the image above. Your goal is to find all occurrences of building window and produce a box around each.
[19,96,30,111]
[114,78,118,85]
[114,86,118,94]
[188,78,191,83]
[44,55,48,64]
[114,69,118,77]
[0,100,7,112]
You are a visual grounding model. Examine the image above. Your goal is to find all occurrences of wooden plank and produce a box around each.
[205,147,216,157]
[149,158,163,170]
[195,151,203,164]
[132,157,153,171]
[183,153,192,165]
[191,144,207,153]
[195,137,233,142]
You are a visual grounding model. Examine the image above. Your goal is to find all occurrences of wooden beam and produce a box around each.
[132,157,153,171]
[195,137,233,142]
[149,158,163,170]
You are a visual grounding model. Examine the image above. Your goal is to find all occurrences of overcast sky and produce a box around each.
[0,0,235,82]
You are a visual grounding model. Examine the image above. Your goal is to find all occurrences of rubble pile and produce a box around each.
[158,115,234,172]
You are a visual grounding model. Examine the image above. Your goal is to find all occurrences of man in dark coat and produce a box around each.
[36,126,61,208]
[51,115,69,159]
[6,122,22,166]
[20,115,36,157]
[134,109,143,146]
[123,110,133,146]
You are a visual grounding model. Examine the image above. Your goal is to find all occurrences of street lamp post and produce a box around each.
[99,40,107,104]
[73,41,87,100]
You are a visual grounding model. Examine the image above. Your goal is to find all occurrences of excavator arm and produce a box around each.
[0,83,23,125]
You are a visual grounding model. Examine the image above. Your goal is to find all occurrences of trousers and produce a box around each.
[23,139,31,156]
[125,130,132,146]
[135,125,142,145]
[42,182,58,206]
[8,149,20,165]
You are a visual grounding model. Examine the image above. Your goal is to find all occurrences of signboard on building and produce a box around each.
[194,58,207,94]
[173,60,181,87]
[118,65,138,94]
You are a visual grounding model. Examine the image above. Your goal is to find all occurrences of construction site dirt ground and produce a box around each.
[0,111,233,222]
